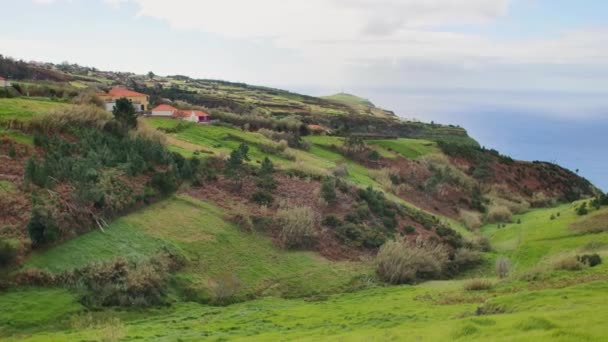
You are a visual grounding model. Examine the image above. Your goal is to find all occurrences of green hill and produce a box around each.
[0,57,605,341]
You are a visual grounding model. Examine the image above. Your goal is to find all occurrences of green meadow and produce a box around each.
[3,195,607,341]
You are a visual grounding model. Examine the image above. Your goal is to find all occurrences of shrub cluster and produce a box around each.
[376,239,449,284]
[277,205,318,249]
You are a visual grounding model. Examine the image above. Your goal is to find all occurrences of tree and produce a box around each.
[27,207,59,247]
[112,97,137,130]
[225,145,247,190]
[320,177,337,204]
[252,157,276,204]
[367,150,380,164]
[576,202,588,216]
[344,135,365,154]
[147,71,155,80]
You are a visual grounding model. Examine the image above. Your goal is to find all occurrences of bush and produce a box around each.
[578,254,602,267]
[0,238,19,266]
[467,235,492,252]
[207,273,242,306]
[27,206,59,247]
[322,215,341,228]
[277,206,317,249]
[376,240,449,284]
[76,254,178,308]
[496,257,511,278]
[551,256,585,271]
[320,177,337,203]
[460,210,482,230]
[463,279,494,291]
[576,202,589,216]
[452,248,484,272]
[486,205,513,223]
[403,225,416,234]
[251,190,273,205]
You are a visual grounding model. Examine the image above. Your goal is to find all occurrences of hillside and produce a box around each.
[0,57,606,341]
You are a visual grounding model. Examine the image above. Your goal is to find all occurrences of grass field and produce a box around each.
[0,97,72,121]
[367,138,439,159]
[482,202,608,272]
[4,184,608,341]
[3,263,607,341]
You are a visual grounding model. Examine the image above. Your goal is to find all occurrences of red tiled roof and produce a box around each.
[101,87,147,98]
[151,104,178,112]
[174,109,210,118]
[308,124,328,130]
[0,76,5,80]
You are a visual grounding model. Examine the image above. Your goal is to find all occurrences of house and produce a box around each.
[150,104,178,117]
[307,124,330,135]
[0,76,10,88]
[98,87,149,112]
[174,109,212,124]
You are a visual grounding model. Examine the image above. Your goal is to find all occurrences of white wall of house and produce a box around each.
[0,79,10,87]
[104,102,145,112]
[150,110,175,117]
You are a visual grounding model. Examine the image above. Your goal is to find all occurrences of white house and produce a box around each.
[0,76,10,88]
[150,104,178,117]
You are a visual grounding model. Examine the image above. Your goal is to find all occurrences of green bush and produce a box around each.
[320,177,337,203]
[0,238,19,266]
[251,190,273,205]
[576,202,589,216]
[376,240,449,284]
[578,254,602,267]
[27,206,59,247]
[322,215,341,228]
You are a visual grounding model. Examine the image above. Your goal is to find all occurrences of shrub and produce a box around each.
[332,163,349,177]
[460,210,482,230]
[467,235,492,252]
[0,238,19,266]
[251,190,273,205]
[376,239,449,284]
[75,254,178,308]
[320,177,337,203]
[486,205,513,223]
[577,253,602,267]
[551,256,585,271]
[208,273,242,306]
[230,203,253,231]
[576,202,589,216]
[27,206,59,247]
[452,248,484,272]
[495,257,511,278]
[403,225,416,234]
[322,215,341,228]
[464,279,494,291]
[277,206,317,249]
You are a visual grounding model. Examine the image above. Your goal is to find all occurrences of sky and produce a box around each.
[0,0,607,189]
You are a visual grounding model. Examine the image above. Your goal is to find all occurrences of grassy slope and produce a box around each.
[367,138,440,159]
[0,97,72,121]
[322,93,375,107]
[24,195,371,299]
[5,204,607,341]
[482,202,608,271]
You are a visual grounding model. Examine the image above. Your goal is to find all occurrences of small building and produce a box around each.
[308,124,330,135]
[174,109,212,124]
[98,87,149,112]
[150,104,178,117]
[0,76,10,88]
